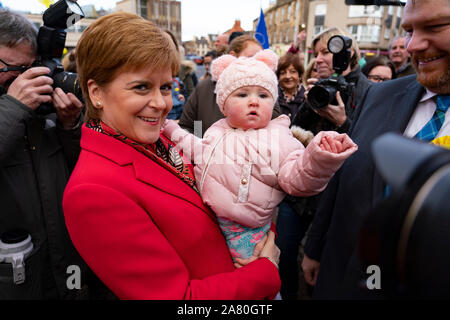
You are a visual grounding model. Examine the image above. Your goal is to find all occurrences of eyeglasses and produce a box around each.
[367,75,391,82]
[0,57,29,73]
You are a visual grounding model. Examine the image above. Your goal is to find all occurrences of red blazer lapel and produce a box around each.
[81,125,217,223]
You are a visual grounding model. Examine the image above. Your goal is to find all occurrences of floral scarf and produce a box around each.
[86,119,198,193]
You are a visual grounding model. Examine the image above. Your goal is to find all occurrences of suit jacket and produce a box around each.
[304,75,424,299]
[63,125,280,300]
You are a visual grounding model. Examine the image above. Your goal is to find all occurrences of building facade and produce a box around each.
[254,0,405,59]
[116,0,182,45]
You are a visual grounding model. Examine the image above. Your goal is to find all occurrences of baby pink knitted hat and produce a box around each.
[211,49,279,113]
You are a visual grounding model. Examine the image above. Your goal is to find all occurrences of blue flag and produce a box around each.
[0,1,3,8]
[255,8,269,49]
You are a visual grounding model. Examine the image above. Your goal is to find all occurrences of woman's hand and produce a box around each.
[234,231,280,269]
[313,91,347,127]
[304,77,319,101]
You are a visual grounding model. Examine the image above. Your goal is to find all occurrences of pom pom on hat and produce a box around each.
[212,49,279,113]
[211,55,236,82]
[253,49,278,72]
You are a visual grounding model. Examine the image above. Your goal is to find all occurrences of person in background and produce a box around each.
[0,8,87,299]
[303,58,318,87]
[282,27,370,300]
[62,50,77,73]
[361,55,397,83]
[302,0,450,299]
[214,33,229,54]
[287,27,307,66]
[388,36,416,78]
[178,35,281,135]
[228,31,244,45]
[276,53,305,123]
[200,50,216,81]
[63,12,281,300]
[165,30,197,100]
[293,27,371,135]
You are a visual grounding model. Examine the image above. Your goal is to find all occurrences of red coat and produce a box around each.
[63,125,280,300]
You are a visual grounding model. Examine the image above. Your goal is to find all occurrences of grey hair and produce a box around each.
[0,9,37,53]
[388,35,406,53]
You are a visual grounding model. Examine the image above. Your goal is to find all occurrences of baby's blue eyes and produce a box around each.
[235,93,269,98]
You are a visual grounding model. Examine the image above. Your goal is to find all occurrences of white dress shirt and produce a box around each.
[404,89,450,139]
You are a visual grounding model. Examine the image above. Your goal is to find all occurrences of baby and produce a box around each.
[163,50,358,262]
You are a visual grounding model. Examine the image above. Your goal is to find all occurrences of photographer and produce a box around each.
[0,8,85,299]
[292,27,371,135]
[301,0,450,299]
[277,28,370,299]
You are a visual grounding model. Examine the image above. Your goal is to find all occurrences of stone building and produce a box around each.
[116,0,182,45]
[254,0,405,59]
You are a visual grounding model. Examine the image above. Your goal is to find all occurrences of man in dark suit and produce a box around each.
[301,0,450,299]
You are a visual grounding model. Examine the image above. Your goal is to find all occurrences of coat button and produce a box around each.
[241,178,248,185]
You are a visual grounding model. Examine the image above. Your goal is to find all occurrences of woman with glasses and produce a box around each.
[362,55,397,83]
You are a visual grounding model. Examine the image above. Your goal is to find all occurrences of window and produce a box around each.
[384,27,391,39]
[288,5,292,20]
[314,4,326,35]
[138,0,148,19]
[314,26,324,36]
[350,25,380,43]
[281,7,285,21]
[349,5,382,18]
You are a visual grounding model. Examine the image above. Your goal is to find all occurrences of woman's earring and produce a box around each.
[95,101,102,107]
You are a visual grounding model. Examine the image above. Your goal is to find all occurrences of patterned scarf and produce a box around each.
[86,119,198,193]
[280,85,301,103]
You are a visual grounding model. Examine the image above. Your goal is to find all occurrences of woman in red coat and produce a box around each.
[62,12,280,300]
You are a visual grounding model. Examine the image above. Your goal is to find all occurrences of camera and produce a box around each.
[34,0,85,115]
[359,133,450,298]
[307,35,355,110]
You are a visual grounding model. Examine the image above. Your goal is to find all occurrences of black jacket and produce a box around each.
[0,94,94,299]
[292,67,371,135]
[304,75,423,299]
[277,85,306,124]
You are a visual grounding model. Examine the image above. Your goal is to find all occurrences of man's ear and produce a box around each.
[87,79,103,109]
[229,51,237,57]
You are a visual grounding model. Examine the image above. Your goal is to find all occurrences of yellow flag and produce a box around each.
[39,0,54,8]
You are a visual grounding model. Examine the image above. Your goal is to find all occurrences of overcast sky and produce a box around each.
[0,0,272,41]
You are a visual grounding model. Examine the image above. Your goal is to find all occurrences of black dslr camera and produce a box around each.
[307,35,355,110]
[34,0,85,115]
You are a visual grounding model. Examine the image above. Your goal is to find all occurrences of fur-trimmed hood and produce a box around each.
[180,60,196,77]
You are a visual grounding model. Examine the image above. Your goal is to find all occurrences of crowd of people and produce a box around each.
[0,0,448,300]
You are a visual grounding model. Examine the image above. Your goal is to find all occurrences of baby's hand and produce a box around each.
[320,135,343,154]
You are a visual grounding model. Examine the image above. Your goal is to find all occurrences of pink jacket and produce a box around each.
[163,115,357,228]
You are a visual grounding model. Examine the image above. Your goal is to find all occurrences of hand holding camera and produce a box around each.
[53,87,83,129]
[6,67,53,110]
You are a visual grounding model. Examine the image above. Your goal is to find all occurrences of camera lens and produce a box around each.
[53,71,82,100]
[308,85,336,109]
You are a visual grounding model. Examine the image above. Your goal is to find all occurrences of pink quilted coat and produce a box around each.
[163,115,357,228]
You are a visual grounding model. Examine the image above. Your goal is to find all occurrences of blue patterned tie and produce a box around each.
[385,95,449,198]
[414,95,450,141]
